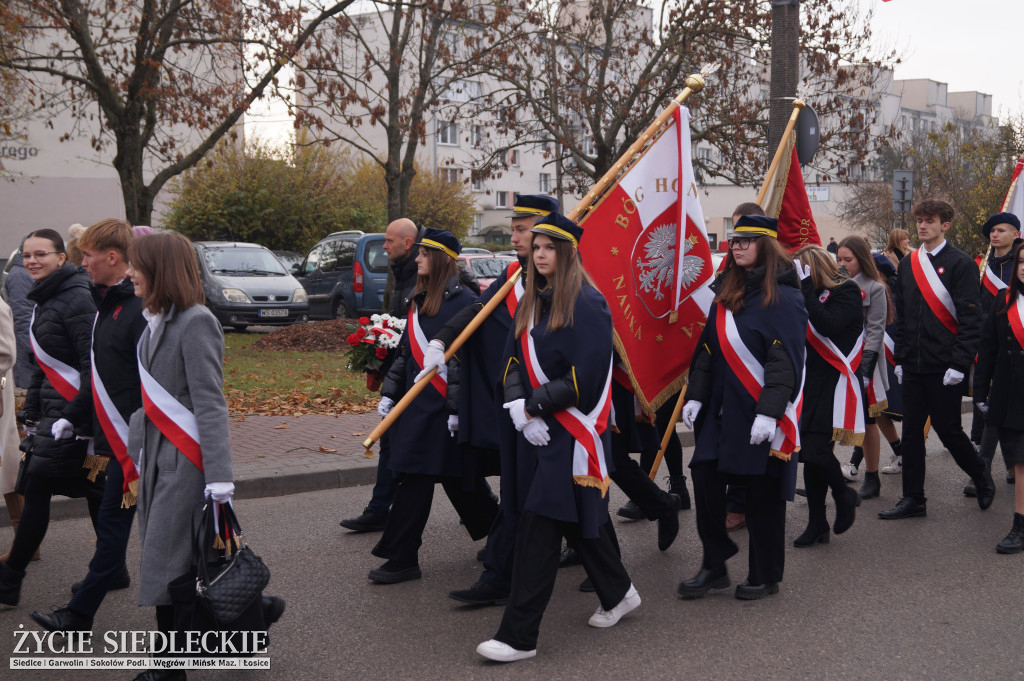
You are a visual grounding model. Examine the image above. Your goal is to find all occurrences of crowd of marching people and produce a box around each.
[0,193,1021,674]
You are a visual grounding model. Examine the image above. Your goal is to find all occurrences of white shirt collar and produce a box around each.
[924,240,947,257]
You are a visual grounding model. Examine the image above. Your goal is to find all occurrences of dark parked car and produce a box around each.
[273,250,304,271]
[193,241,310,331]
[295,232,389,319]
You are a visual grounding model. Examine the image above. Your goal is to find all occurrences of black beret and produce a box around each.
[981,212,1021,239]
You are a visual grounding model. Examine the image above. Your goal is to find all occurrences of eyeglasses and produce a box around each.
[21,251,62,261]
[729,237,759,251]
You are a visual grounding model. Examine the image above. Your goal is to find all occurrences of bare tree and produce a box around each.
[469,0,894,196]
[0,0,357,225]
[294,0,508,222]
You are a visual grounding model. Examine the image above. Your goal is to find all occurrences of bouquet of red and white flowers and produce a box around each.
[345,313,407,373]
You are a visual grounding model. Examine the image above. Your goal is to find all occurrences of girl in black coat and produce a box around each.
[477,213,638,663]
[0,229,99,607]
[973,243,1024,553]
[369,229,497,584]
[792,245,865,547]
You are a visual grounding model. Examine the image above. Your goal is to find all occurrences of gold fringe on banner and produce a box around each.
[83,454,110,482]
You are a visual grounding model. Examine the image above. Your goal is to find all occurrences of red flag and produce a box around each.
[761,133,821,252]
[1001,158,1024,221]
[579,107,715,412]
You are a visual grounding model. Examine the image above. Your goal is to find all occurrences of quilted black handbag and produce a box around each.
[168,500,271,656]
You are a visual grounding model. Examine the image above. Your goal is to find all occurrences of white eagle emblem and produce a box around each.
[635,224,704,301]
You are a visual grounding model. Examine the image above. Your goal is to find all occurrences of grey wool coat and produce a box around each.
[128,304,233,606]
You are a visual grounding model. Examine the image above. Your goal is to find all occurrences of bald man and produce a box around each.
[341,218,424,532]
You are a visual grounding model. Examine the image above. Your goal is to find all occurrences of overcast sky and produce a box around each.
[246,0,1024,139]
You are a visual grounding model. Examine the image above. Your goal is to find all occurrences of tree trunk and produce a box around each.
[113,132,154,226]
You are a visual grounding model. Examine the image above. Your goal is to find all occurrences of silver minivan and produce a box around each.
[193,241,310,331]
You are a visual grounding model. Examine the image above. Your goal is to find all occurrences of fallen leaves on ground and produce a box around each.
[251,319,358,353]
[225,387,379,416]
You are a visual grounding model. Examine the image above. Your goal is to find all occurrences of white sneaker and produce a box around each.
[476,639,536,662]
[588,584,641,628]
[881,455,902,474]
[840,463,859,481]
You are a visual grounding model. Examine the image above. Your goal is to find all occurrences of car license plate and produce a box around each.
[258,308,289,318]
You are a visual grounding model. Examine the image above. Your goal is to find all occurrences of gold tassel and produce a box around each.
[832,428,865,448]
[572,475,612,498]
[224,535,233,557]
[83,454,110,482]
[769,447,799,462]
[212,534,225,550]
[868,399,889,417]
[121,479,139,509]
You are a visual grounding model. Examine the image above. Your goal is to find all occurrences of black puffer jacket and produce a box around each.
[22,265,96,428]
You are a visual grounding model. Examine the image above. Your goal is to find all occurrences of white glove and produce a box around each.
[943,368,964,386]
[377,396,395,417]
[503,399,530,431]
[793,259,812,281]
[51,418,74,440]
[24,425,36,437]
[681,400,702,429]
[523,417,551,446]
[749,414,776,445]
[205,481,235,503]
[975,402,989,414]
[447,414,459,437]
[862,376,870,388]
[415,340,448,382]
[894,365,903,384]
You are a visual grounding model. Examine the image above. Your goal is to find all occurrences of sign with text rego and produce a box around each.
[580,107,715,412]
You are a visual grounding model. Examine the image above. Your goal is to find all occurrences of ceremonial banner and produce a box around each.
[1002,158,1024,220]
[760,134,821,252]
[579,107,715,412]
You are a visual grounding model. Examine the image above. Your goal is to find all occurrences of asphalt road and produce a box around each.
[2,440,1023,681]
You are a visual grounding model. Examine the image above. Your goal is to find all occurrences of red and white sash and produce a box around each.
[806,324,865,445]
[1008,291,1024,352]
[866,333,894,416]
[408,304,447,398]
[716,305,803,460]
[29,307,81,401]
[137,343,204,473]
[909,247,958,334]
[520,311,613,496]
[90,314,139,505]
[504,260,525,318]
[983,266,1009,297]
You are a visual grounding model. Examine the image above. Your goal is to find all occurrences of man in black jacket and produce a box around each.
[340,219,424,532]
[880,200,994,520]
[31,219,147,633]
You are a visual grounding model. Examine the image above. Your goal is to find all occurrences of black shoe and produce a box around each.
[677,566,730,599]
[973,470,995,510]
[0,562,25,607]
[735,581,779,600]
[996,513,1024,554]
[794,487,807,498]
[131,671,187,681]
[657,494,682,551]
[858,472,880,499]
[963,480,977,497]
[878,497,927,520]
[793,523,830,548]
[449,580,510,606]
[617,500,644,521]
[558,545,581,568]
[668,475,691,510]
[833,486,861,535]
[1008,470,1016,485]
[368,560,421,584]
[476,547,486,562]
[578,577,595,593]
[262,596,285,626]
[341,507,388,533]
[31,606,92,633]
[71,561,131,594]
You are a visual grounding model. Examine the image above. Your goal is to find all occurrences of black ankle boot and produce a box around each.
[0,562,26,607]
[793,520,830,548]
[858,471,880,499]
[833,485,861,535]
[668,475,691,510]
[996,513,1024,554]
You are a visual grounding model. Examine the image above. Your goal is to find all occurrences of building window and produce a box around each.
[472,214,482,235]
[471,125,483,149]
[495,191,508,209]
[471,171,483,192]
[438,168,459,183]
[538,173,551,193]
[507,149,519,167]
[437,121,458,146]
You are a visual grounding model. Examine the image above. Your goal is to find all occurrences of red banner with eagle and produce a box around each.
[578,107,715,412]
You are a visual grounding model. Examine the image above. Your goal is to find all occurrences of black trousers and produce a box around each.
[638,397,686,478]
[372,472,498,565]
[67,461,137,618]
[691,460,787,585]
[480,509,517,591]
[494,511,632,651]
[610,430,676,520]
[901,372,985,500]
[7,472,103,572]
[367,430,398,518]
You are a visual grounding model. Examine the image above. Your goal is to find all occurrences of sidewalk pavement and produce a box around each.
[4,398,975,525]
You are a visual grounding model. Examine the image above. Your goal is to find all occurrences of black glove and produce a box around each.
[858,350,878,382]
